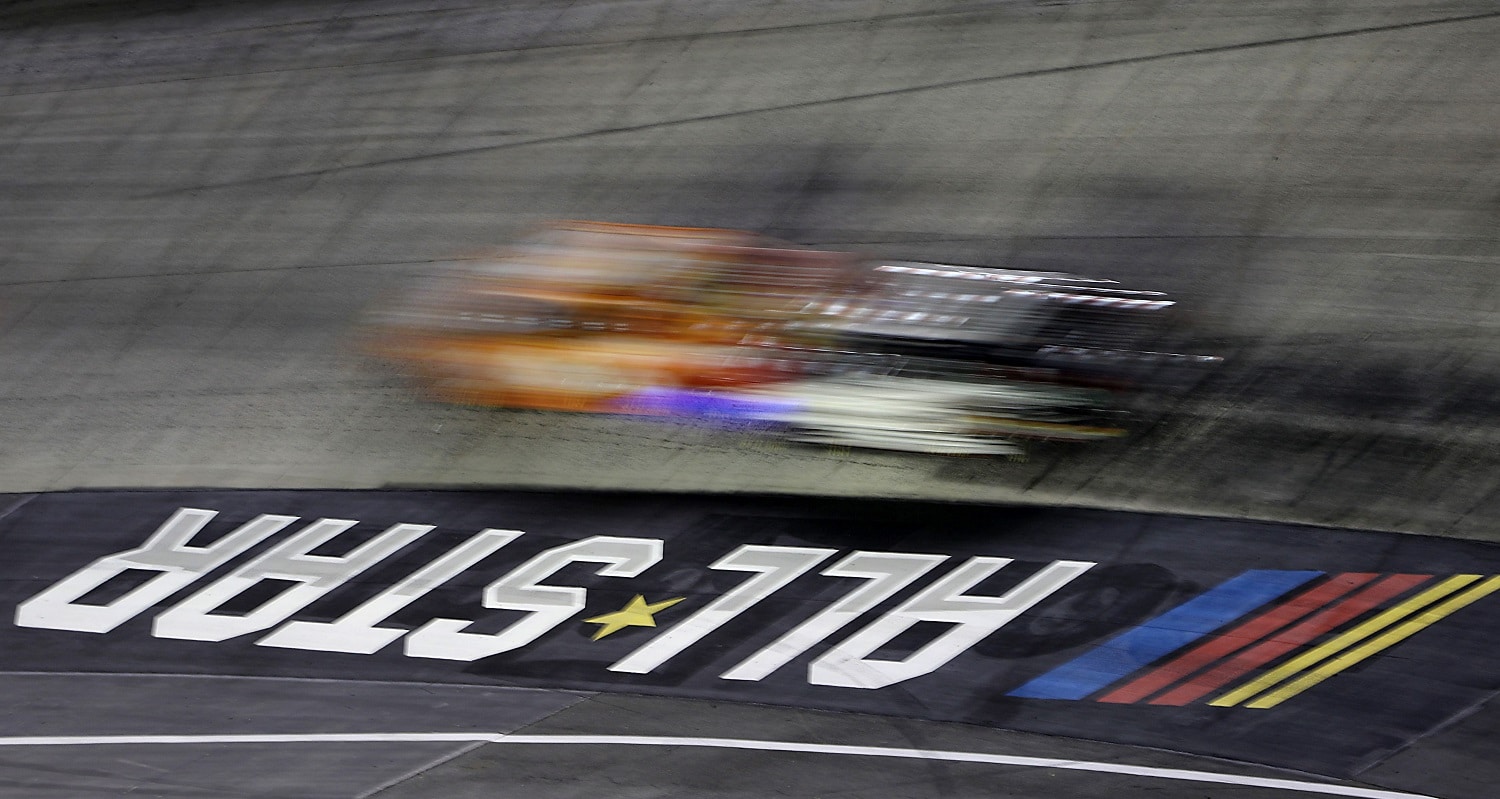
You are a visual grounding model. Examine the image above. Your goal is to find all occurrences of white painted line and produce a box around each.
[0,733,484,745]
[499,736,1439,799]
[0,732,1438,799]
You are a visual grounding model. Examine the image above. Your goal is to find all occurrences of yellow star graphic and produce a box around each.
[584,595,685,641]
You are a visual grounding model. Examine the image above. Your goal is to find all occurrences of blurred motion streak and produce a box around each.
[362,221,1219,455]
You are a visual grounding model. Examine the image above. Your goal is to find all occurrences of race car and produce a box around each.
[365,221,863,410]
[363,221,1213,452]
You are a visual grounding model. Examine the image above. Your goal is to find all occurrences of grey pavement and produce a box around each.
[0,675,1458,799]
[0,673,587,797]
[2,0,1499,537]
[1,2,1498,799]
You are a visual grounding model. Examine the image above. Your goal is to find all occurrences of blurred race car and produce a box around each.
[364,221,1216,454]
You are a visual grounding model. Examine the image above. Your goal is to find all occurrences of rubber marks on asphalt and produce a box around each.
[1010,570,1500,709]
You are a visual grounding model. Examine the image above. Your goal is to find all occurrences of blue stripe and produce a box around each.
[1007,569,1323,700]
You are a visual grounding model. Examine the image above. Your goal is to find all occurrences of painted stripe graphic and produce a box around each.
[1210,575,1484,708]
[1239,575,1500,709]
[1144,573,1429,707]
[1097,572,1380,705]
[1009,570,1498,708]
[1008,570,1322,700]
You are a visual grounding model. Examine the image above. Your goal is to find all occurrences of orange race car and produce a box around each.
[365,221,866,411]
[364,221,1216,453]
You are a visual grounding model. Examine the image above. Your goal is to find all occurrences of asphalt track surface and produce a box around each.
[5,488,1498,798]
[2,1,1499,798]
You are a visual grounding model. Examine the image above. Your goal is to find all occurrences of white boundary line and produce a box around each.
[0,732,1438,799]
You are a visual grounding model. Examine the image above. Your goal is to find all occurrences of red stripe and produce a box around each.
[1098,573,1377,705]
[1148,573,1432,706]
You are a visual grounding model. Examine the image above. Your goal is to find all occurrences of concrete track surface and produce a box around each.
[3,0,1500,538]
[1,2,1498,799]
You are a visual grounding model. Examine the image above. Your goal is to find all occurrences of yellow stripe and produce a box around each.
[1246,575,1500,708]
[1209,574,1481,707]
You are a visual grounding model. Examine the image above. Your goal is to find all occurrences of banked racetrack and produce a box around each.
[2,1,1499,798]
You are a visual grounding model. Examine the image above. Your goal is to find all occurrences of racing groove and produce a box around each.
[2,0,1500,537]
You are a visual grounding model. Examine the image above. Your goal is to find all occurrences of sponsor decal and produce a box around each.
[12,507,1496,708]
